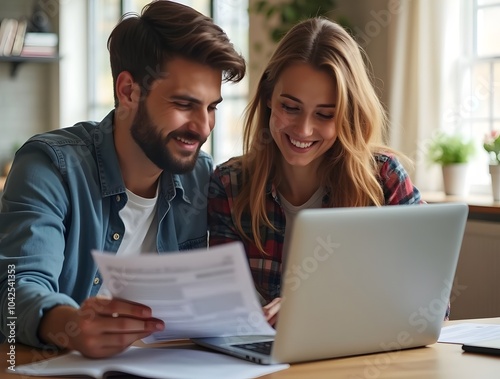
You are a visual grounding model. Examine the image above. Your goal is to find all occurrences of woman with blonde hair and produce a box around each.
[208,17,424,324]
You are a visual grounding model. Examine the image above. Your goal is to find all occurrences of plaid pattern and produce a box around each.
[208,153,442,312]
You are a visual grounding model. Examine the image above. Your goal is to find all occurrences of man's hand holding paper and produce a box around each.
[92,242,276,343]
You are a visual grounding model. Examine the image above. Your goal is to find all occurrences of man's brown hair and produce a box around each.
[107,0,246,106]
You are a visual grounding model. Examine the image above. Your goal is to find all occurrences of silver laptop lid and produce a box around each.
[272,203,468,363]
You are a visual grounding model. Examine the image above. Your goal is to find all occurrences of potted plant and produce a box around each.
[428,132,476,196]
[483,130,500,201]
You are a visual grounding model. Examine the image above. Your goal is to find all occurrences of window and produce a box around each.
[210,0,248,164]
[458,0,500,192]
[88,0,120,121]
[88,0,248,166]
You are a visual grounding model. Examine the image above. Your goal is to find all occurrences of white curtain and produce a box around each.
[387,0,462,191]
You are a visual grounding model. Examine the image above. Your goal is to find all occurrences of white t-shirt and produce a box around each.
[278,187,324,264]
[97,186,158,297]
[117,187,159,256]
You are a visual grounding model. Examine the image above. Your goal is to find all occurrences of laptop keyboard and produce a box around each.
[232,341,273,355]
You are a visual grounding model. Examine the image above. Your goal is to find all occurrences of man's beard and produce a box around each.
[130,102,205,174]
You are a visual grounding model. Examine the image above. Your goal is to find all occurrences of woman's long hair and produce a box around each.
[232,17,394,253]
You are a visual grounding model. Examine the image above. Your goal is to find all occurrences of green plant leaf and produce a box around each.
[428,133,476,165]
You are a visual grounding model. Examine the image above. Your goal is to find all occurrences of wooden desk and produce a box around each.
[2,318,499,378]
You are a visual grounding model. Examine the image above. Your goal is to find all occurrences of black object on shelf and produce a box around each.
[29,0,54,33]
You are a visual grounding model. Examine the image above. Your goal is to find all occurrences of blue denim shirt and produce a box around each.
[0,111,213,347]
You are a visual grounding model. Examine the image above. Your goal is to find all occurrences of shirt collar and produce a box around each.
[93,110,125,197]
[160,172,191,204]
[267,179,331,207]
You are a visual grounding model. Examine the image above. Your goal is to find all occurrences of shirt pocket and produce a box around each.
[178,234,208,250]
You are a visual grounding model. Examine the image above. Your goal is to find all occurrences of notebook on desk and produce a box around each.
[192,203,469,364]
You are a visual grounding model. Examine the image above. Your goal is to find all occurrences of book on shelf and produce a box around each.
[20,31,58,58]
[10,18,27,56]
[0,19,58,58]
[0,19,11,54]
[0,18,18,56]
[0,19,7,43]
[23,32,58,47]
[20,45,57,57]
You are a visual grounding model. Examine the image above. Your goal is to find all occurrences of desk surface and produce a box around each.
[2,318,499,379]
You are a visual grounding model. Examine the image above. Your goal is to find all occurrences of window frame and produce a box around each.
[456,0,500,193]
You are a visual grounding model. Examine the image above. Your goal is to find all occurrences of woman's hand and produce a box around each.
[262,297,281,327]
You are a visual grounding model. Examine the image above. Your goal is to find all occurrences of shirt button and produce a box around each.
[93,277,100,285]
[116,195,121,202]
[113,233,120,241]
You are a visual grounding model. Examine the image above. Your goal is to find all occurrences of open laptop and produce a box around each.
[192,202,469,364]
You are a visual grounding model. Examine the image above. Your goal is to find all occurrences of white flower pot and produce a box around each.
[442,163,470,196]
[489,164,500,202]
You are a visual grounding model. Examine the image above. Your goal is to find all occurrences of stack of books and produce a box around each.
[0,17,57,58]
[20,31,58,57]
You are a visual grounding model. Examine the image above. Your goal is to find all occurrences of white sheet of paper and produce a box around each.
[92,242,276,343]
[13,346,289,379]
[438,323,500,344]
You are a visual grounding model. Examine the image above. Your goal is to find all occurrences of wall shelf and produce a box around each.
[0,56,61,77]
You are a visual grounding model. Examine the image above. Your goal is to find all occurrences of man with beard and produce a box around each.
[0,1,245,358]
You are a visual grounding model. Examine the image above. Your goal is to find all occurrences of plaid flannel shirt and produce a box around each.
[208,153,450,318]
